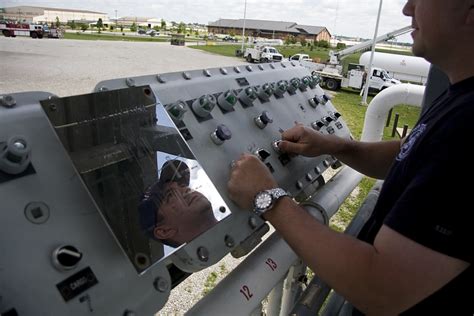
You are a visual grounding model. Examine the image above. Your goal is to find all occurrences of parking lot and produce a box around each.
[0,36,247,97]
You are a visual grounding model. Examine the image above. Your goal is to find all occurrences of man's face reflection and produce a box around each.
[153,181,217,246]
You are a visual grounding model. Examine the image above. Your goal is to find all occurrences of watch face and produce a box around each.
[255,192,272,211]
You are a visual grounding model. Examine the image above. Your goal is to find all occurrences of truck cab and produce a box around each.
[367,67,401,91]
[244,46,283,63]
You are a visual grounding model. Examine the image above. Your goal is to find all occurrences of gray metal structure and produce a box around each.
[0,61,354,315]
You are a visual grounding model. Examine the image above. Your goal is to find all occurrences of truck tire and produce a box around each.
[325,78,339,91]
[38,33,43,39]
[31,32,38,39]
[2,30,10,37]
[246,54,253,63]
[260,58,269,63]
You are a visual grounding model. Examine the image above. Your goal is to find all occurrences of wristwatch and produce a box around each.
[253,188,290,218]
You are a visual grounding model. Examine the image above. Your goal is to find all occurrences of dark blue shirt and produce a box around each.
[357,76,474,315]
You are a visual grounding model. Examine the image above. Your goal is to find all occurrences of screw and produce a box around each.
[125,78,136,87]
[224,235,235,248]
[248,216,259,229]
[154,277,169,293]
[1,95,16,108]
[197,246,209,262]
[24,202,50,224]
[49,103,57,111]
[219,206,227,213]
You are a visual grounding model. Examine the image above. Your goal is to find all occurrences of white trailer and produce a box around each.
[359,52,430,85]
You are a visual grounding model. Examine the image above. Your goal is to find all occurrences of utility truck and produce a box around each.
[301,25,412,92]
[244,45,283,63]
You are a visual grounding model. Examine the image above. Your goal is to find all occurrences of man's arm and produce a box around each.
[279,124,401,179]
[266,198,469,315]
[228,155,470,314]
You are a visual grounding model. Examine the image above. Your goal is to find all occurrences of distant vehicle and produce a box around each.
[146,30,158,36]
[289,54,311,62]
[0,21,45,38]
[244,45,283,63]
[222,35,237,42]
[359,52,430,85]
[252,38,284,46]
[137,29,146,34]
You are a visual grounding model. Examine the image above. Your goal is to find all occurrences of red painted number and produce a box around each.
[239,285,253,301]
[265,258,278,271]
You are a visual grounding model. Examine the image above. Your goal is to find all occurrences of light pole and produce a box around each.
[362,0,383,105]
[115,9,117,34]
[240,0,247,54]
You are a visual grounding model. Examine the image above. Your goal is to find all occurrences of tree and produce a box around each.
[336,42,347,49]
[109,25,114,31]
[300,37,307,47]
[55,16,60,28]
[97,18,103,31]
[67,20,76,30]
[120,24,124,32]
[316,40,330,48]
[130,22,137,32]
[177,22,186,34]
[80,24,89,32]
[161,18,166,30]
[153,25,160,31]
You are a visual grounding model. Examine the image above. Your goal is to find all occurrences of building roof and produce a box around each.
[117,16,153,23]
[209,18,329,36]
[4,6,106,14]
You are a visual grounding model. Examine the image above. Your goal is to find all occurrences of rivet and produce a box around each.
[220,68,228,75]
[224,235,235,248]
[183,72,192,80]
[125,78,136,87]
[156,74,166,83]
[197,246,209,262]
[154,277,169,293]
[0,95,16,108]
[248,216,259,229]
[203,69,212,77]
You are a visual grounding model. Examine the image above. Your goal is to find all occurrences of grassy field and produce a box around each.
[189,44,413,72]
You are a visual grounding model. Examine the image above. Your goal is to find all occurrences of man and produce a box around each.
[228,0,474,314]
[139,159,217,247]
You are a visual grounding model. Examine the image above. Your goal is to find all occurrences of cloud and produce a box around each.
[2,0,411,40]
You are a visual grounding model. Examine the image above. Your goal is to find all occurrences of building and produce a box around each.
[208,19,331,43]
[0,6,107,25]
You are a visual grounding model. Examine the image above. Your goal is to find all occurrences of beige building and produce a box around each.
[208,19,331,43]
[0,6,107,24]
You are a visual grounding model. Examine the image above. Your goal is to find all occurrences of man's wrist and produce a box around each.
[261,196,294,221]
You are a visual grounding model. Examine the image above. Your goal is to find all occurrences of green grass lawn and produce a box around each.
[189,44,413,73]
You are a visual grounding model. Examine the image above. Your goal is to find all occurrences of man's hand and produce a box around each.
[227,154,278,210]
[279,123,344,157]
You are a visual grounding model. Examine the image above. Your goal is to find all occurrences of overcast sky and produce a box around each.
[3,0,413,41]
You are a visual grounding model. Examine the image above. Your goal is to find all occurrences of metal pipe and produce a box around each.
[362,0,383,105]
[266,278,284,316]
[240,0,247,54]
[291,181,383,315]
[361,83,425,142]
[280,261,306,315]
[186,167,363,316]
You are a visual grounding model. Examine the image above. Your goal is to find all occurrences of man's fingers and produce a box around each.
[278,140,304,155]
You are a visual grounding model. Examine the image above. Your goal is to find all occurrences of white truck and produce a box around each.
[301,60,400,92]
[244,45,284,63]
[301,25,412,92]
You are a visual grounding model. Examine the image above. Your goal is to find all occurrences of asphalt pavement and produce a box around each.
[0,36,246,97]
